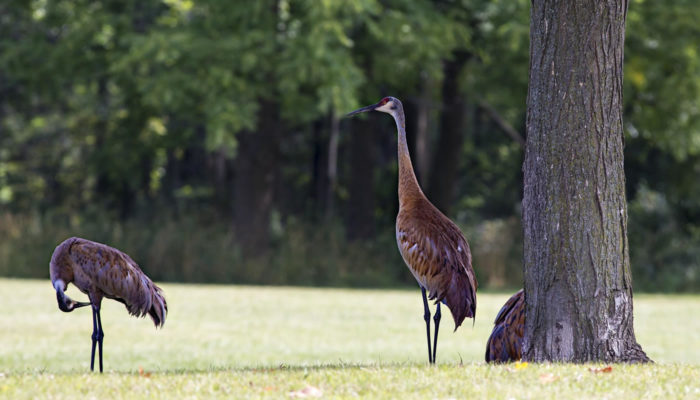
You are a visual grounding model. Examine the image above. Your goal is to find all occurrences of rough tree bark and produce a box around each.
[522,0,650,362]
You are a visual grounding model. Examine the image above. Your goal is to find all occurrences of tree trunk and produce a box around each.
[310,119,328,220]
[522,0,650,362]
[233,100,280,254]
[404,77,433,186]
[209,148,234,217]
[326,113,340,220]
[345,117,376,240]
[414,86,431,186]
[427,52,469,215]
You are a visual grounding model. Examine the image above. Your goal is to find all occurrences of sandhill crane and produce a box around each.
[485,289,524,363]
[50,237,167,372]
[347,96,477,364]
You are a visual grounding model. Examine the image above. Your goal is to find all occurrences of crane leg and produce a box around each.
[432,302,441,364]
[90,305,98,372]
[96,307,104,373]
[89,304,105,373]
[421,287,433,364]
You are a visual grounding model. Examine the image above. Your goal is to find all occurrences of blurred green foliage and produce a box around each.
[0,0,698,291]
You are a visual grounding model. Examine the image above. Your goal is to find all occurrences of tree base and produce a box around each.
[616,341,653,363]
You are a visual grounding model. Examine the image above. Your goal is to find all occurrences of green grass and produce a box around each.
[0,279,698,399]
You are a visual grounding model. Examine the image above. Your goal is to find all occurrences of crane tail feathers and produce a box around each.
[125,280,167,328]
[444,272,476,331]
[148,285,167,328]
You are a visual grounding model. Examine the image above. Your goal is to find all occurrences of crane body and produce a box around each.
[485,289,524,363]
[50,237,167,372]
[347,97,477,364]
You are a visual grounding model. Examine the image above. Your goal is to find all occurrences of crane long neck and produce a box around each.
[393,110,424,207]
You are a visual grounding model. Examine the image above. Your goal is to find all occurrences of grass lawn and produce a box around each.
[0,278,698,399]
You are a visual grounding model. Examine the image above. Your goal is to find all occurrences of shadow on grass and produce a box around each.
[8,361,465,377]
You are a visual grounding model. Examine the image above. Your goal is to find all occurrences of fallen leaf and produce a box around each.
[288,385,323,398]
[515,361,529,370]
[589,366,613,374]
[539,373,558,384]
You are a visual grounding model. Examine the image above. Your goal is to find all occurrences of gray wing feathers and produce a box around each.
[118,260,168,327]
[69,238,168,327]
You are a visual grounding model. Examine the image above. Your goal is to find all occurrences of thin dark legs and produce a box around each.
[97,307,104,372]
[90,305,97,371]
[421,287,442,364]
[432,302,441,364]
[90,304,104,373]
[421,287,433,364]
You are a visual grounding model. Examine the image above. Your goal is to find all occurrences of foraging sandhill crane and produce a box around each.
[485,289,524,363]
[347,96,477,364]
[50,237,167,372]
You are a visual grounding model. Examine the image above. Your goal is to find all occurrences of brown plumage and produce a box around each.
[396,200,477,329]
[348,97,477,364]
[485,289,524,363]
[50,237,167,372]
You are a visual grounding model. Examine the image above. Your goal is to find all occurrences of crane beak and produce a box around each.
[346,103,378,117]
[56,289,90,312]
[72,300,91,309]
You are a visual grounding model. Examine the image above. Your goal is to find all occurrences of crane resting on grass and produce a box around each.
[485,289,524,363]
[347,96,477,364]
[50,237,167,372]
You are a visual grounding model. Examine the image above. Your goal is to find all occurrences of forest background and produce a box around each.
[1,0,698,292]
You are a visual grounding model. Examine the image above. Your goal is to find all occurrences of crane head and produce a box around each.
[346,96,401,117]
[54,279,91,312]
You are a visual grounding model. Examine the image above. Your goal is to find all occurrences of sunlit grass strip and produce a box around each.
[0,279,698,398]
[2,363,699,399]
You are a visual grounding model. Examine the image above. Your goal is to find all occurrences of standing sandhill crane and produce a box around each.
[347,96,477,364]
[485,289,524,363]
[50,237,167,372]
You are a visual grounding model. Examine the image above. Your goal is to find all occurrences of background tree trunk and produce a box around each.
[345,117,377,241]
[326,113,340,220]
[404,75,433,186]
[522,0,650,362]
[427,52,469,215]
[310,119,328,220]
[233,100,280,254]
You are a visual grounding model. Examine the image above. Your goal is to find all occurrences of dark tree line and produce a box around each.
[0,0,698,292]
